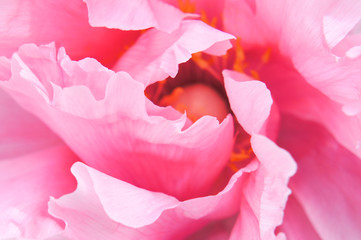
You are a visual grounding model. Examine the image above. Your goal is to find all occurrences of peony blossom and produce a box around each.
[1,0,361,239]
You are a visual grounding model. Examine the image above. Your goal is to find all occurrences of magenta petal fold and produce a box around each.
[84,0,191,33]
[0,145,78,239]
[48,161,257,239]
[0,43,234,200]
[113,20,234,86]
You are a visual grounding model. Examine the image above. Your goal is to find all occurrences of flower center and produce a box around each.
[159,83,229,122]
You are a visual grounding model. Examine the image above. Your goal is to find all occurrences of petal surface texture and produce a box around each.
[48,161,257,239]
[0,43,234,200]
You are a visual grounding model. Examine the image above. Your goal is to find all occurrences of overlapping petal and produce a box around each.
[0,43,234,200]
[0,0,138,68]
[223,0,361,158]
[48,161,257,239]
[223,70,273,135]
[230,135,296,240]
[113,20,234,86]
[0,144,78,239]
[277,115,361,239]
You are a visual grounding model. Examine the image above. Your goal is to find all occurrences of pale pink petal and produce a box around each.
[0,145,78,239]
[84,0,191,33]
[0,43,234,200]
[277,114,361,239]
[48,161,257,239]
[260,53,361,160]
[323,1,361,49]
[0,88,60,159]
[0,0,138,68]
[113,20,234,86]
[230,135,296,240]
[224,0,361,158]
[223,70,273,135]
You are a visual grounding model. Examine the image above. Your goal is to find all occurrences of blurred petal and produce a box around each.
[0,43,234,200]
[0,145,78,239]
[48,161,257,239]
[323,0,361,49]
[84,0,190,33]
[223,70,273,135]
[0,0,137,68]
[278,195,321,240]
[277,114,361,239]
[113,20,234,86]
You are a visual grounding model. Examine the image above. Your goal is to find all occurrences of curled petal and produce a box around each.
[230,135,296,240]
[114,20,235,86]
[223,70,273,135]
[48,161,257,239]
[0,145,78,239]
[0,43,234,200]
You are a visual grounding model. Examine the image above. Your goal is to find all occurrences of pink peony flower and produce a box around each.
[1,0,360,239]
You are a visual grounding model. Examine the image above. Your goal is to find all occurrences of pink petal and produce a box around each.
[113,20,234,86]
[0,88,60,159]
[323,1,361,49]
[0,145,78,239]
[260,53,361,159]
[223,0,361,107]
[278,195,321,240]
[230,135,296,240]
[0,0,138,68]
[48,161,258,239]
[0,43,234,200]
[223,70,273,135]
[84,0,191,33]
[277,114,361,239]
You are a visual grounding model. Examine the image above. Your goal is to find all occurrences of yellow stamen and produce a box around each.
[159,87,184,106]
[200,10,218,28]
[178,0,196,13]
[262,48,272,63]
[191,53,222,81]
[228,147,254,172]
[232,38,246,73]
[250,70,260,80]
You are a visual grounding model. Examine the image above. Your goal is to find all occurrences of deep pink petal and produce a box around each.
[0,43,234,200]
[48,161,257,239]
[0,0,138,68]
[223,70,273,135]
[113,20,234,86]
[84,0,191,33]
[277,114,361,239]
[0,145,78,239]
